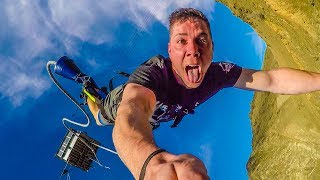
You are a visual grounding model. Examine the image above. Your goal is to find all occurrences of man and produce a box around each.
[87,8,320,179]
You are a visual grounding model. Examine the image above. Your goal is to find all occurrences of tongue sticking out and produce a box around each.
[186,66,200,83]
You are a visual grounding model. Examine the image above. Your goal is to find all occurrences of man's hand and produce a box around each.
[86,97,103,126]
[144,153,209,180]
[113,83,209,179]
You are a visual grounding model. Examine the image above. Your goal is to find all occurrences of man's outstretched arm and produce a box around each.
[113,83,209,179]
[234,68,320,94]
[113,83,158,177]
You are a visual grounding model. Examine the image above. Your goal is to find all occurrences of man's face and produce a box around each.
[168,19,213,89]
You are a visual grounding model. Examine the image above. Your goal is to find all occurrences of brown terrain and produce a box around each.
[218,0,320,179]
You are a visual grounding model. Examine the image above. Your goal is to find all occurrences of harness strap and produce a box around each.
[109,71,130,91]
[170,109,195,128]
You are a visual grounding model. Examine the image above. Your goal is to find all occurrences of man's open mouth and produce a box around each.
[185,65,201,83]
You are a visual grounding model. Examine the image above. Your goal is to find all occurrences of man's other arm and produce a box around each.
[234,68,320,94]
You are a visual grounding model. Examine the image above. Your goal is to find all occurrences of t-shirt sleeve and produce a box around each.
[127,56,167,97]
[212,62,242,88]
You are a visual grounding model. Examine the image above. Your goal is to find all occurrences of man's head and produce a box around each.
[168,8,214,89]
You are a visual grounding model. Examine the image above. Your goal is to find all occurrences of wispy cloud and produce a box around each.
[0,56,50,106]
[48,0,215,40]
[246,31,266,62]
[1,0,215,107]
[1,1,55,107]
[123,0,215,29]
[199,143,214,172]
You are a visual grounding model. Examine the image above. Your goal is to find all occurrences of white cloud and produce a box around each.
[5,0,54,59]
[0,56,50,107]
[1,0,215,107]
[125,0,215,29]
[48,0,215,37]
[1,0,54,106]
[199,143,214,171]
[48,0,120,44]
[246,31,266,61]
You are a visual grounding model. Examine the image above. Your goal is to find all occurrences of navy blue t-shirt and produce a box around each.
[127,55,242,129]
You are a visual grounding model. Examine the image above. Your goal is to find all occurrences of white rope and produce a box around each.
[92,142,118,155]
[48,60,118,172]
[59,161,71,180]
[47,61,90,127]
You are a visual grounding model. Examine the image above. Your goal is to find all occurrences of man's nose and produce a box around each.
[186,41,200,58]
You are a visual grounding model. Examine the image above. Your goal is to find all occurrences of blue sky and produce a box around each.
[0,0,265,179]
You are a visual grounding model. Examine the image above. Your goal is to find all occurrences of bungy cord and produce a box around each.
[47,61,118,178]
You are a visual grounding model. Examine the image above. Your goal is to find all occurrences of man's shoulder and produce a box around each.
[209,61,240,75]
[142,55,168,69]
[205,61,242,88]
[127,55,171,96]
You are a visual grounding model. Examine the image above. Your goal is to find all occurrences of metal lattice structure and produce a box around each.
[56,129,100,171]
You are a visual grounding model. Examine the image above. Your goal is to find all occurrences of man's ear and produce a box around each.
[168,43,171,56]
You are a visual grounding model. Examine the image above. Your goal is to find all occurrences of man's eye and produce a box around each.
[198,38,207,44]
[177,39,186,44]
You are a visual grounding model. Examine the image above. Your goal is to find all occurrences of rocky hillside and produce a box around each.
[217,0,320,179]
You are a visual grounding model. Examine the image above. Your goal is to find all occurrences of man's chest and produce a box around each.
[151,89,202,123]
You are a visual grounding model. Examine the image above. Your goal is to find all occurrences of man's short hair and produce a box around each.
[169,8,212,38]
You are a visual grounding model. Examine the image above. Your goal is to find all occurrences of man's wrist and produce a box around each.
[139,149,167,180]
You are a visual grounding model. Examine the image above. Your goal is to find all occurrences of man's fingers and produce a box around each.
[174,155,209,180]
[145,163,178,180]
[157,164,178,180]
[144,154,209,180]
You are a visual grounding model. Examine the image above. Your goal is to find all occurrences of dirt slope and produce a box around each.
[217,0,320,179]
